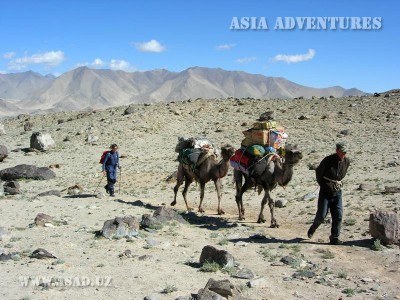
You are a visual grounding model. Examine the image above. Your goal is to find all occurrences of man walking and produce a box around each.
[102,144,120,197]
[307,142,350,245]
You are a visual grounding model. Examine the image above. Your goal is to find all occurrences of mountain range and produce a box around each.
[0,66,364,117]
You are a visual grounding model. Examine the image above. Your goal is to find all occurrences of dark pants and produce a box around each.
[309,190,343,240]
[105,168,117,194]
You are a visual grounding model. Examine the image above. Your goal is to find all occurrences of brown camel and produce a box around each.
[171,144,235,214]
[234,145,303,227]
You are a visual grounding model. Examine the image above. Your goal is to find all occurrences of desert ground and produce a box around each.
[0,92,399,300]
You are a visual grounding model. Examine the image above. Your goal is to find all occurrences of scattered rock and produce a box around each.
[0,227,9,241]
[30,131,56,151]
[248,277,268,288]
[3,181,20,195]
[24,122,34,131]
[384,186,400,193]
[369,211,399,245]
[86,135,99,144]
[198,278,242,299]
[302,190,318,201]
[199,245,235,268]
[0,252,20,261]
[141,206,187,228]
[0,164,56,181]
[34,213,54,226]
[101,216,140,239]
[0,145,8,162]
[275,199,287,208]
[123,106,135,115]
[298,115,310,120]
[30,248,57,259]
[233,268,254,279]
[358,183,376,191]
[0,123,5,135]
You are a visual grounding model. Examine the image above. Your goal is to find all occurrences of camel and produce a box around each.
[171,144,235,214]
[234,145,303,227]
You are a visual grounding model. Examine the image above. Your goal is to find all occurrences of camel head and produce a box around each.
[284,144,303,165]
[220,144,235,161]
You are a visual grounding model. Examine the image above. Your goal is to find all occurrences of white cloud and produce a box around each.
[236,57,257,64]
[3,52,16,59]
[272,49,316,64]
[109,59,133,71]
[91,58,104,67]
[135,39,166,52]
[217,44,236,50]
[8,51,65,70]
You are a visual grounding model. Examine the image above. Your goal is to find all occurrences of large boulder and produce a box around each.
[369,211,399,245]
[30,132,55,151]
[197,278,242,300]
[0,145,8,162]
[101,216,140,239]
[0,164,56,181]
[200,245,235,268]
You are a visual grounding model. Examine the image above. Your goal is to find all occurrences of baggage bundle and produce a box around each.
[230,111,287,176]
[176,137,219,169]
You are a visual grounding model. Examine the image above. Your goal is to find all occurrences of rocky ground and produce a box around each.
[0,91,399,300]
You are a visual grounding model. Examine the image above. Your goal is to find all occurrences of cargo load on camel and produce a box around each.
[175,137,219,171]
[230,111,288,176]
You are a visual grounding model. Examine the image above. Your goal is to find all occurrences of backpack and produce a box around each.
[99,150,109,164]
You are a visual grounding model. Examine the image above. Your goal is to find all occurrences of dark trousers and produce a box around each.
[310,190,343,240]
[105,169,117,194]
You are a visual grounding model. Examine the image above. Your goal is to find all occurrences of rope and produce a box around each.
[323,176,343,191]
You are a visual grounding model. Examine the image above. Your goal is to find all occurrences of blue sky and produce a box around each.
[0,0,398,93]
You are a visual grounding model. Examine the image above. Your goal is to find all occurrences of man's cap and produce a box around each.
[336,142,348,153]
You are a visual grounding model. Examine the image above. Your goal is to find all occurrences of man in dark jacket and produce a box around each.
[307,142,350,244]
[102,144,120,197]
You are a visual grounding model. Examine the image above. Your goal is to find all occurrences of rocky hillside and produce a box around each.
[0,90,399,299]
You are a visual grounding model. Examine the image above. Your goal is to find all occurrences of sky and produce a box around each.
[0,0,398,93]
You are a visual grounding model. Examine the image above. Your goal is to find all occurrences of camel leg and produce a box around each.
[236,177,252,221]
[234,170,244,220]
[268,193,278,228]
[171,165,184,207]
[198,182,206,213]
[214,179,224,215]
[182,176,193,211]
[257,189,268,224]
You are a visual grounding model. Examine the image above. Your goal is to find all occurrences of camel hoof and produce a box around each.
[170,201,177,206]
[217,209,225,215]
[257,218,266,224]
[186,207,193,212]
[198,208,205,213]
[239,216,246,221]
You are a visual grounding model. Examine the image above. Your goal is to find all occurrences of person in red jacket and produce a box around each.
[307,142,350,245]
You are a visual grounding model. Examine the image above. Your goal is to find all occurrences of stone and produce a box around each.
[197,289,225,300]
[233,268,254,279]
[0,123,5,135]
[86,135,99,144]
[369,211,399,245]
[141,206,187,228]
[358,183,377,191]
[30,248,57,259]
[30,131,55,151]
[0,227,9,241]
[34,213,54,226]
[123,106,135,115]
[0,164,56,181]
[101,216,140,239]
[302,190,318,201]
[275,199,287,208]
[67,184,83,195]
[0,145,8,162]
[24,122,34,131]
[248,277,268,288]
[3,181,20,195]
[385,186,400,193]
[199,245,235,268]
